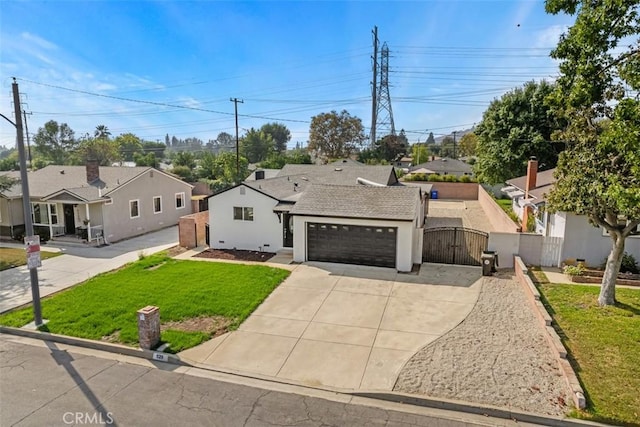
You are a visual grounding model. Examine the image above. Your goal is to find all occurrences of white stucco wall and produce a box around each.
[561,213,640,266]
[209,185,283,252]
[292,215,416,272]
[487,232,520,269]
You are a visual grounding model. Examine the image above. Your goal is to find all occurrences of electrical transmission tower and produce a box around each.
[371,40,396,145]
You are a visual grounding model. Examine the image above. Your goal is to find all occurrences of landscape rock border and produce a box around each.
[514,256,586,409]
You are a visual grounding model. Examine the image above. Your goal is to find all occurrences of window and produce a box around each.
[31,203,48,224]
[50,204,58,225]
[175,192,185,209]
[130,200,140,218]
[233,206,253,221]
[153,196,162,214]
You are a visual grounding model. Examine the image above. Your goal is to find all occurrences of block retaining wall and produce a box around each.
[514,256,586,409]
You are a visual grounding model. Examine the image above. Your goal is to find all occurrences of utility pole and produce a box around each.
[23,110,32,165]
[230,97,243,178]
[12,78,43,326]
[452,130,457,159]
[370,26,378,147]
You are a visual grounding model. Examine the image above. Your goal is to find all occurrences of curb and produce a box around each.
[0,326,187,366]
[1,326,608,427]
[353,391,609,427]
[514,257,586,409]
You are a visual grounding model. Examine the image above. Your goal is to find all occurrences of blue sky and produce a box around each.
[0,1,574,149]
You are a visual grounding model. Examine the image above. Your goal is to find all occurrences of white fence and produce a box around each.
[488,232,564,268]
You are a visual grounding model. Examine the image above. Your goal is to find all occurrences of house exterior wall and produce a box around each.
[487,232,520,269]
[0,198,24,237]
[102,170,192,243]
[292,215,416,272]
[208,186,282,251]
[560,213,640,266]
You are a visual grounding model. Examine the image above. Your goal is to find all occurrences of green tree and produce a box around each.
[133,152,157,168]
[440,136,456,158]
[0,175,18,192]
[259,149,312,169]
[94,125,111,139]
[33,120,77,165]
[170,165,195,182]
[114,133,143,161]
[373,130,409,162]
[474,80,566,184]
[308,110,366,159]
[411,144,429,165]
[72,136,121,166]
[458,132,478,157]
[425,132,436,145]
[173,151,196,169]
[241,128,274,163]
[545,0,640,306]
[141,141,166,160]
[200,151,249,192]
[0,149,19,171]
[260,122,291,153]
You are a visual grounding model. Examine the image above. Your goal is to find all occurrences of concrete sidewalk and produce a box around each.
[180,261,482,392]
[0,226,179,313]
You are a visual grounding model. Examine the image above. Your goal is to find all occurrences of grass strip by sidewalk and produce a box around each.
[538,283,640,426]
[0,252,290,352]
[0,247,61,271]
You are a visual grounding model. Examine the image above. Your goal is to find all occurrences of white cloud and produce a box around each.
[535,25,568,49]
[21,32,58,51]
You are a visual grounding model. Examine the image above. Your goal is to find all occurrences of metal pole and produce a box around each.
[12,78,42,326]
[230,97,243,179]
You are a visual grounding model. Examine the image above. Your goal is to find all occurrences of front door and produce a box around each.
[63,204,76,234]
[283,213,293,247]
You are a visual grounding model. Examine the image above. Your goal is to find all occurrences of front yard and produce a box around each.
[0,253,290,352]
[0,247,61,271]
[538,283,640,426]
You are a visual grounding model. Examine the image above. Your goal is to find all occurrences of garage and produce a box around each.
[307,222,397,268]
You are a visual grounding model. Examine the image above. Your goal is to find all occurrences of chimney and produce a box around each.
[86,159,100,183]
[525,156,538,199]
[255,170,265,180]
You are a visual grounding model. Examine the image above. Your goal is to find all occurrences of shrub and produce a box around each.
[427,174,443,182]
[459,175,472,183]
[563,264,585,276]
[621,252,639,274]
[443,174,458,182]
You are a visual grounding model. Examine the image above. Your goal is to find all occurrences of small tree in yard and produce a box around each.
[545,0,640,306]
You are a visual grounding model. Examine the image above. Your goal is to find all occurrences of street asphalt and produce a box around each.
[0,334,543,427]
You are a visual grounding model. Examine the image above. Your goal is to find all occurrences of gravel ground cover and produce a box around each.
[394,272,572,417]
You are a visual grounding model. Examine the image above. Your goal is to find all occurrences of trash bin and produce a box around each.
[430,190,438,199]
[481,251,497,276]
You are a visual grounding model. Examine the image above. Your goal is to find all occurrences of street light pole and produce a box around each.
[11,78,43,326]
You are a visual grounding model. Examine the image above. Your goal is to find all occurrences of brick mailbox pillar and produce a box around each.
[137,306,160,350]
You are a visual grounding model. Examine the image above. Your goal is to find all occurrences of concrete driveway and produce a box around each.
[0,226,178,313]
[180,261,482,391]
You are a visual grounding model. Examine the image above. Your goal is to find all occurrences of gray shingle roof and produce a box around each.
[289,184,420,221]
[278,164,397,186]
[1,165,154,200]
[506,168,556,202]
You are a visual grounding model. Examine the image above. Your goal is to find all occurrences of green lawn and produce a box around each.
[538,283,640,426]
[0,247,61,271]
[0,253,290,352]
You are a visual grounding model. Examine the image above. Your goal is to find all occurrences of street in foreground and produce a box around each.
[0,335,539,427]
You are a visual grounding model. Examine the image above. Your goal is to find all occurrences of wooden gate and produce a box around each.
[423,227,488,266]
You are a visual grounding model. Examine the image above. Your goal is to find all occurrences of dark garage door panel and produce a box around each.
[307,222,397,268]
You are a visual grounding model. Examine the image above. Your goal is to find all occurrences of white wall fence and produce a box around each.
[488,232,564,268]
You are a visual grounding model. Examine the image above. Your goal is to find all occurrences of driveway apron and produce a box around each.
[180,262,482,391]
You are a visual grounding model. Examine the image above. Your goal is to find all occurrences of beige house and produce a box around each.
[0,161,193,244]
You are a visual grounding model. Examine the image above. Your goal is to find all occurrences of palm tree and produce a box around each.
[94,125,111,139]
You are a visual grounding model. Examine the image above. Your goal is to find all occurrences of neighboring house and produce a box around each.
[0,161,193,244]
[208,164,426,271]
[503,158,640,266]
[408,158,473,177]
[394,156,413,170]
[245,169,281,181]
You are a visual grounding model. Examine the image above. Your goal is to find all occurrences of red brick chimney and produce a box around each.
[525,156,538,199]
[86,159,100,183]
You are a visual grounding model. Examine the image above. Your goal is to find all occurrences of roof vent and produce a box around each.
[60,170,65,174]
[301,176,308,181]
[334,168,342,171]
[342,159,348,163]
